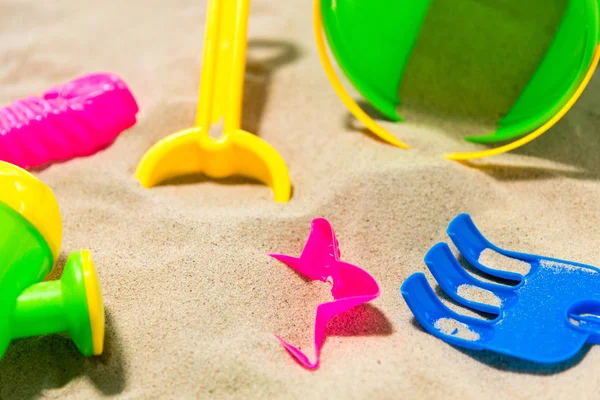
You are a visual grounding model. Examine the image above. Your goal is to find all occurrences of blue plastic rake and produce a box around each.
[401,214,600,364]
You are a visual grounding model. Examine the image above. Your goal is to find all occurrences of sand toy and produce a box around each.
[0,73,138,169]
[271,218,380,369]
[315,0,600,159]
[0,161,104,359]
[402,213,600,363]
[136,0,291,202]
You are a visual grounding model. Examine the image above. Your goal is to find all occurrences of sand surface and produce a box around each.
[2,0,600,398]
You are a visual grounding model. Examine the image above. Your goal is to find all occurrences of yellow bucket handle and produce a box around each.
[196,0,248,137]
[313,0,409,149]
[445,46,600,160]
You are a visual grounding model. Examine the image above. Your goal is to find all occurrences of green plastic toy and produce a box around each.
[315,0,600,159]
[0,161,104,359]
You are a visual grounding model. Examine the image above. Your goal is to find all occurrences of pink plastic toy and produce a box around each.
[271,218,380,369]
[0,73,138,169]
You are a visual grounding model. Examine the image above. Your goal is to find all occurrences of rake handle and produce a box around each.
[195,0,249,139]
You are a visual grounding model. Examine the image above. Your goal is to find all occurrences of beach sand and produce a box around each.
[1,0,600,398]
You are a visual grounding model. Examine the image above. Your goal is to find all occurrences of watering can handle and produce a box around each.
[196,0,249,136]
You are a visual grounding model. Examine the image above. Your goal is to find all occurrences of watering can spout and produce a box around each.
[0,161,105,359]
[11,250,105,356]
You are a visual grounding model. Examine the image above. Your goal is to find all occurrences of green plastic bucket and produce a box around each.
[316,0,600,159]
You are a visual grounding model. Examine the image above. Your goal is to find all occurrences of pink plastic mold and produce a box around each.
[0,73,138,169]
[271,218,380,370]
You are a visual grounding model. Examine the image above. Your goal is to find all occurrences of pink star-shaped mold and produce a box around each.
[271,218,380,369]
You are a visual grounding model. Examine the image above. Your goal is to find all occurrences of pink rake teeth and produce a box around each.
[0,73,138,169]
[270,218,380,370]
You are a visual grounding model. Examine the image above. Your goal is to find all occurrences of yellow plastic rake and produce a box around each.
[135,0,291,202]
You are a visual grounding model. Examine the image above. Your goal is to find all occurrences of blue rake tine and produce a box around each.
[447,214,533,282]
[401,273,494,351]
[425,243,516,315]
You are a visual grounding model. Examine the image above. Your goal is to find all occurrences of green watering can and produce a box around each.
[315,0,600,159]
[0,161,104,359]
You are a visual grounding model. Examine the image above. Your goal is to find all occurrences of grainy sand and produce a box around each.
[2,0,600,399]
[479,248,532,275]
[457,284,502,307]
[434,318,480,341]
[540,259,600,275]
